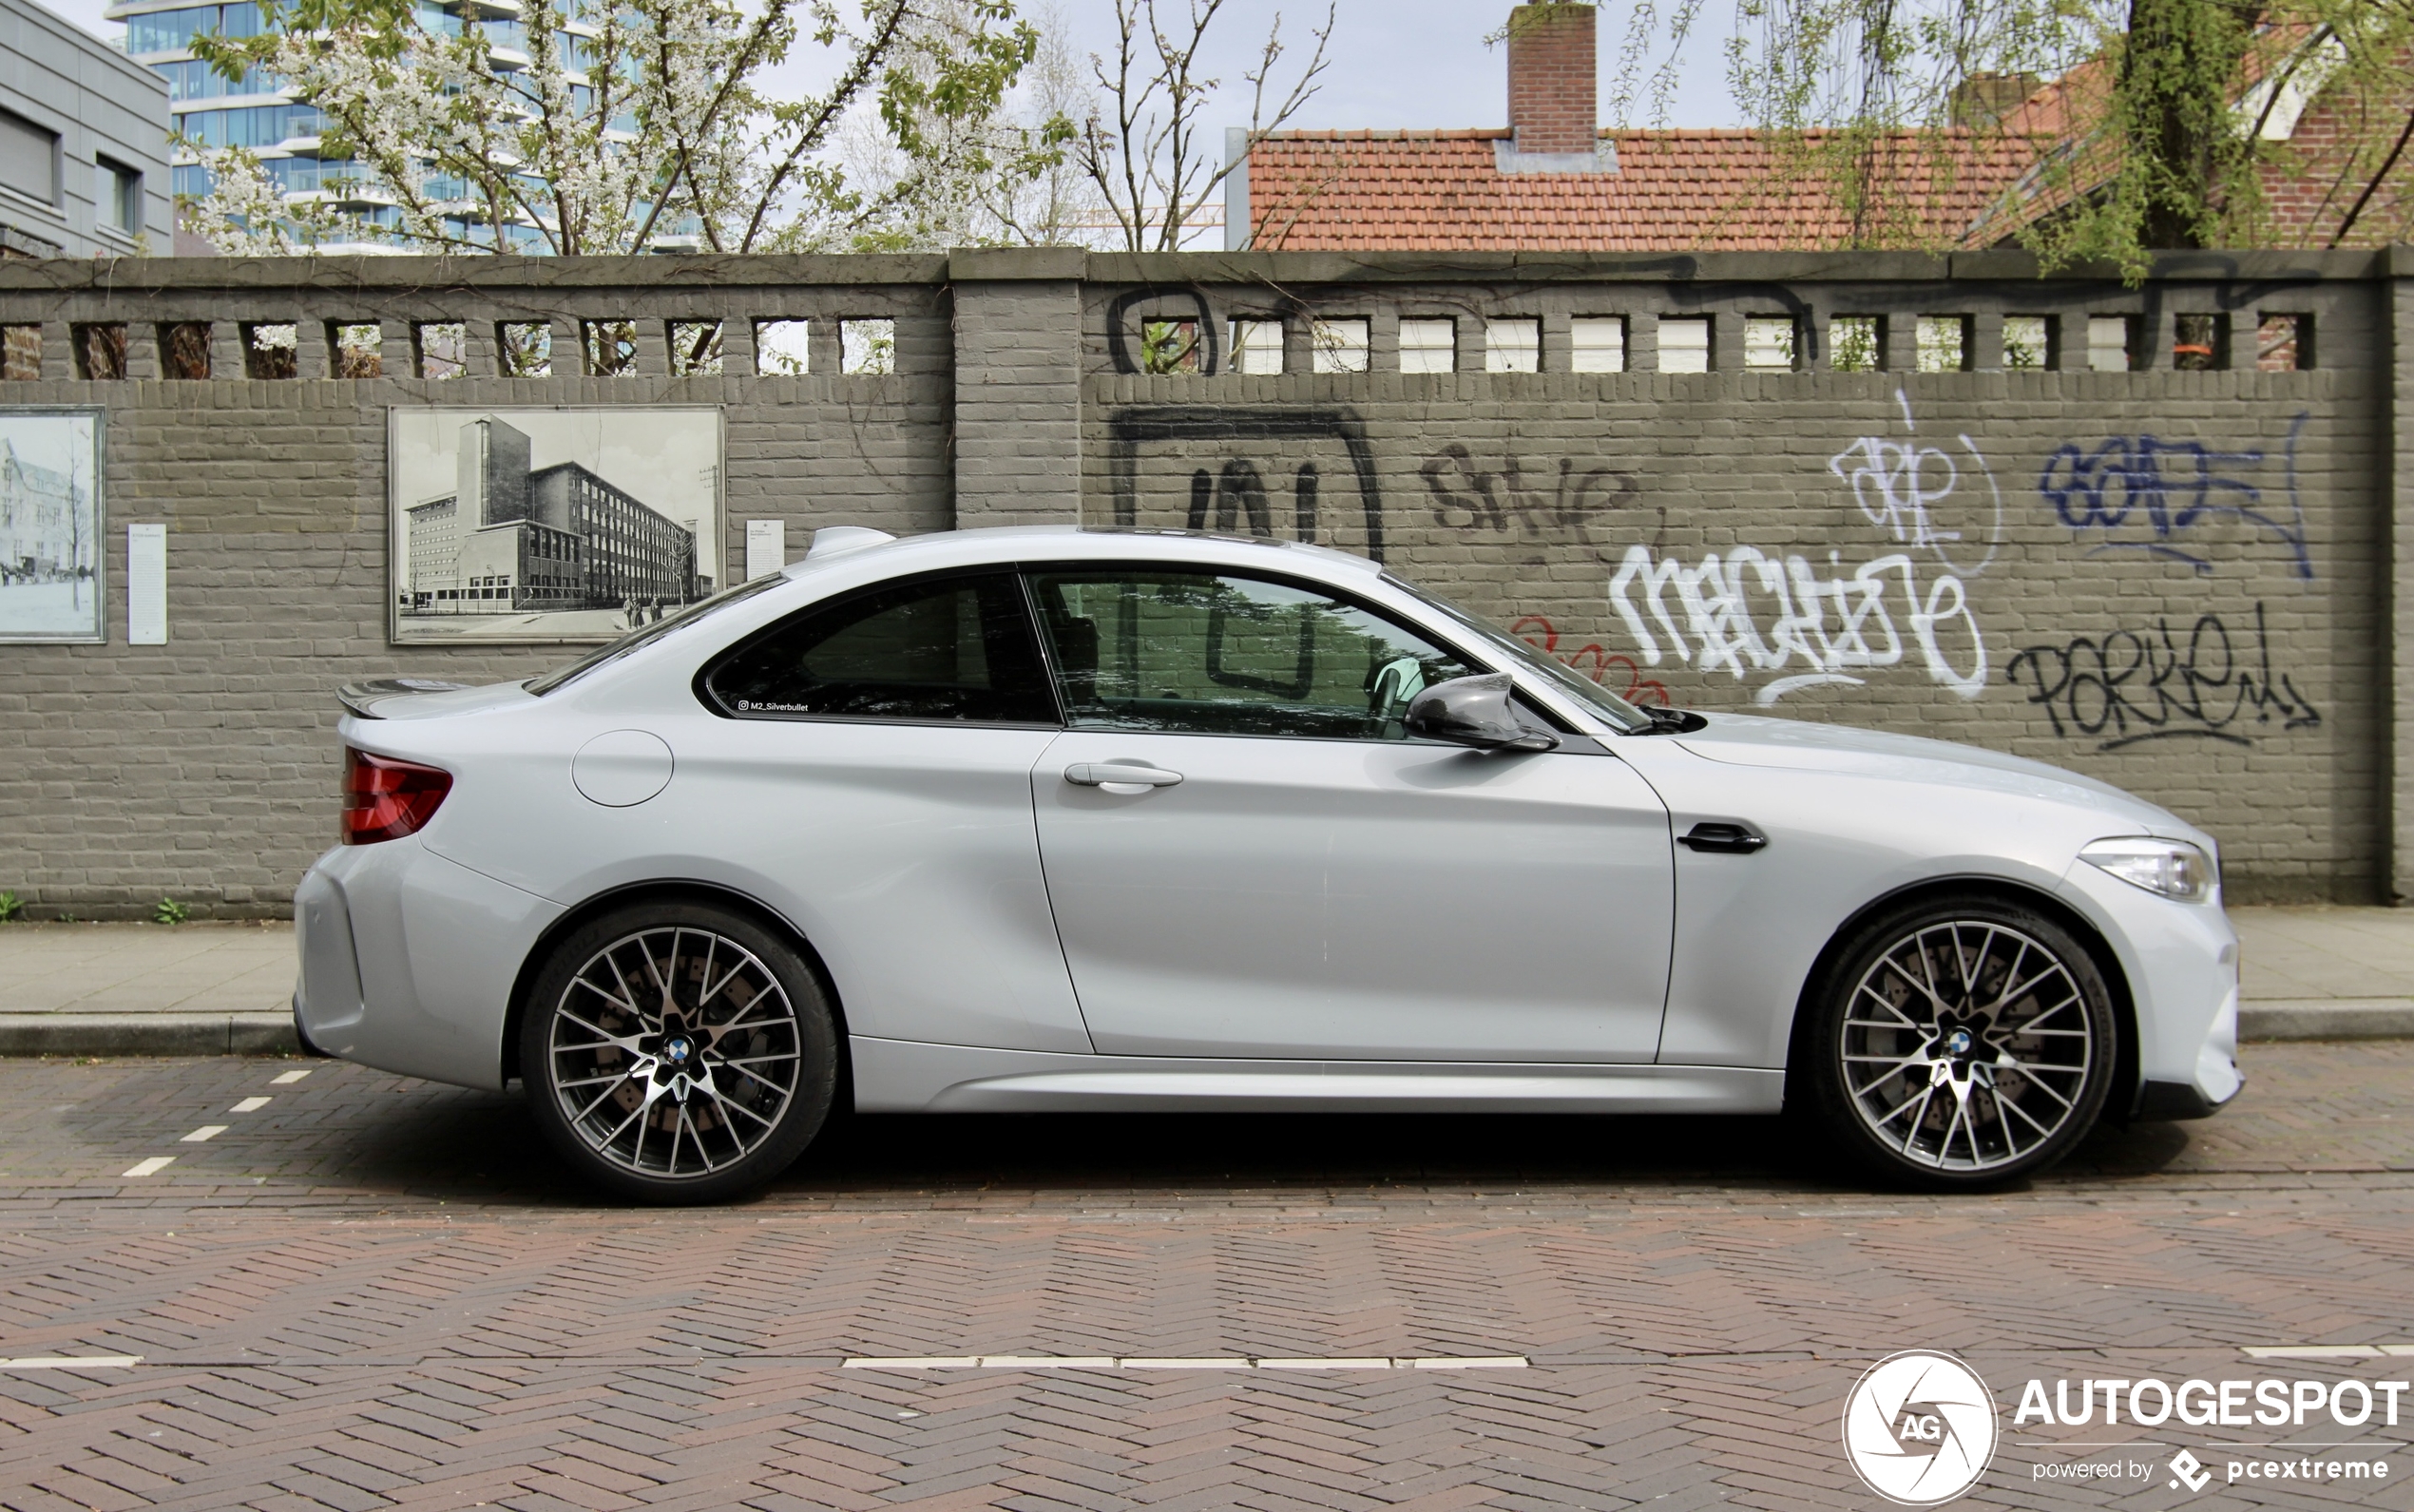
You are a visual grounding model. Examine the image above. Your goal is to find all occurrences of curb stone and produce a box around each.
[0,1012,297,1056]
[2237,1000,2414,1042]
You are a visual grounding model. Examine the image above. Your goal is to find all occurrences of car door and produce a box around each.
[1024,565,1676,1062]
[680,568,1092,1054]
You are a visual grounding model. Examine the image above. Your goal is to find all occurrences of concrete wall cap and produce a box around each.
[948,247,1087,281]
[0,253,955,294]
[0,247,2394,294]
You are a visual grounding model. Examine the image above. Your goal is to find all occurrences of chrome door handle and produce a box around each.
[1064,763,1183,789]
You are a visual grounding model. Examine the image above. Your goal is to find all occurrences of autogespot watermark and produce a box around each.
[1841,1355,2407,1503]
[2016,1374,2404,1494]
[1843,1351,2000,1505]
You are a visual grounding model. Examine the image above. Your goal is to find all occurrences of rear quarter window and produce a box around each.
[699,571,1058,724]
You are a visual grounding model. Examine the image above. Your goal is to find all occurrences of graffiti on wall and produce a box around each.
[1420,445,1640,545]
[2038,412,2311,579]
[1590,392,1996,705]
[1106,406,1388,560]
[1827,392,2004,574]
[1608,545,1986,705]
[2003,603,2321,750]
[1102,389,2325,748]
[1510,614,1671,705]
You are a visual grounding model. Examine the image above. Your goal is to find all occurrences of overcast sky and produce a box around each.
[37,0,1745,130]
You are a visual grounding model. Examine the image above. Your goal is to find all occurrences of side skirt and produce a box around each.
[851,1037,1784,1115]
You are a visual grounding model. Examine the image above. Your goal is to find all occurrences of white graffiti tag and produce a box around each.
[1608,545,1987,704]
[1826,390,2004,573]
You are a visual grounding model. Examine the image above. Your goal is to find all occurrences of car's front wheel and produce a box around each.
[521,901,837,1203]
[1799,895,2117,1188]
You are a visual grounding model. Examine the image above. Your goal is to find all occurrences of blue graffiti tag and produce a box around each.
[2037,411,2311,579]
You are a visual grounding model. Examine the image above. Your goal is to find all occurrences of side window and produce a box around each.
[700,572,1056,724]
[1025,569,1479,739]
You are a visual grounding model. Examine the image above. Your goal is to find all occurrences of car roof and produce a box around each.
[780,525,1386,584]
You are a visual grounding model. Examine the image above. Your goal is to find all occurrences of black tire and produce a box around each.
[1798,893,2117,1189]
[521,900,837,1204]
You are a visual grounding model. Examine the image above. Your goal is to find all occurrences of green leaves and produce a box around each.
[1613,0,2414,271]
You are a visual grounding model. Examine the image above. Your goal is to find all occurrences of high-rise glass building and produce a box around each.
[102,0,631,252]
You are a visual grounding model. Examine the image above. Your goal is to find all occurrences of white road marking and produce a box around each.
[840,1355,1530,1371]
[230,1098,270,1113]
[122,1158,174,1177]
[2243,1345,2406,1360]
[181,1126,227,1143]
[0,1357,143,1370]
[271,1069,310,1084]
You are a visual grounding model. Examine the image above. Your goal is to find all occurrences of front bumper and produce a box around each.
[2054,862,2242,1120]
[2136,1076,2237,1120]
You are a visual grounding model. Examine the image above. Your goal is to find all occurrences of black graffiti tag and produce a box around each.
[2003,603,2321,751]
[1420,445,1636,544]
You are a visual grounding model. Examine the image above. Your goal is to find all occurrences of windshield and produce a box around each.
[1383,574,1654,735]
[527,573,787,696]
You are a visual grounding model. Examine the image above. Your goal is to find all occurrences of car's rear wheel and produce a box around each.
[1800,895,2117,1189]
[521,902,837,1203]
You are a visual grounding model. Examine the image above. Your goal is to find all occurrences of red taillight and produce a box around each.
[341,747,453,845]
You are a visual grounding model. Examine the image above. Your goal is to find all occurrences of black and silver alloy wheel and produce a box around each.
[523,902,836,1202]
[1803,897,2116,1188]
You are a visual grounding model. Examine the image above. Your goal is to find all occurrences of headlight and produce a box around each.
[2079,837,2216,903]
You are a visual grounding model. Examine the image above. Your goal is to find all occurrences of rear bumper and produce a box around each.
[289,991,335,1059]
[294,839,564,1091]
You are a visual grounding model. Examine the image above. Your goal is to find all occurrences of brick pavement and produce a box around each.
[0,1047,2408,1508]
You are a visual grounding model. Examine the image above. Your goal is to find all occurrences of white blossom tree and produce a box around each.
[826,0,1085,248]
[185,0,1062,255]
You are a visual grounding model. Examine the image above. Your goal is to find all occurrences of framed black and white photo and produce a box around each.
[388,407,724,645]
[0,407,105,644]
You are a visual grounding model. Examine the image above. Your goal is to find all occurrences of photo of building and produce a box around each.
[0,409,104,642]
[389,408,719,644]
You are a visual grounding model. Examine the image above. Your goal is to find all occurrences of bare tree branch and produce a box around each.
[1079,0,1331,252]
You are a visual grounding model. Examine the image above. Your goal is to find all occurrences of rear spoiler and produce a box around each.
[337,678,469,719]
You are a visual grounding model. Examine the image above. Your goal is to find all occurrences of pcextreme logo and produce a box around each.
[1841,1350,2000,1505]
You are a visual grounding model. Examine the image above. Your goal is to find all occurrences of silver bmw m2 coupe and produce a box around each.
[297,526,2240,1201]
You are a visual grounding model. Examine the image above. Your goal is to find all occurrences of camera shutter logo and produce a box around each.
[1841,1350,1999,1505]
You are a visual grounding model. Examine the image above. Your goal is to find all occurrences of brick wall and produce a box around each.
[1082,250,2396,904]
[2254,80,2414,247]
[0,247,2404,914]
[0,257,951,917]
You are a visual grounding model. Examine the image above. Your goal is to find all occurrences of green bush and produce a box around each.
[0,891,21,923]
[153,897,190,925]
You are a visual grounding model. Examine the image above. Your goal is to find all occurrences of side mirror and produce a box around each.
[1403,674,1560,752]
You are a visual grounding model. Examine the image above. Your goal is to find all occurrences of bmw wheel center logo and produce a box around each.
[1842,1350,2000,1505]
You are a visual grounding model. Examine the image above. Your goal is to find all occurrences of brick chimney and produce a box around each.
[1505,4,1598,157]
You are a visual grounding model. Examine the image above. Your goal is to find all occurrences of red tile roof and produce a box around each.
[1243,127,2050,252]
